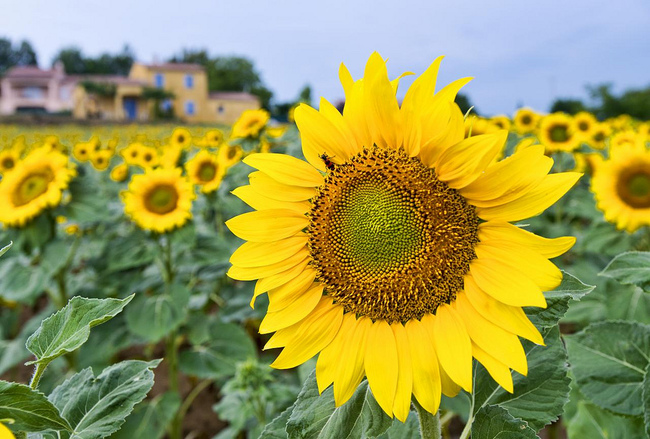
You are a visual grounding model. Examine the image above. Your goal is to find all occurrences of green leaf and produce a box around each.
[65,178,113,225]
[375,414,420,439]
[0,381,71,432]
[284,370,393,439]
[565,321,650,416]
[0,242,12,258]
[566,400,646,439]
[600,251,650,292]
[25,295,134,366]
[179,321,256,380]
[0,307,54,376]
[644,362,650,438]
[472,326,570,432]
[105,236,155,273]
[260,405,293,439]
[48,360,160,439]
[471,406,537,439]
[0,257,48,305]
[125,284,189,342]
[39,240,70,277]
[109,391,180,439]
[525,272,594,329]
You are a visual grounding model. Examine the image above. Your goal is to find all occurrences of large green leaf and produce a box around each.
[472,326,570,432]
[124,284,189,342]
[375,414,420,439]
[283,370,393,439]
[25,295,134,366]
[471,406,537,439]
[48,360,159,439]
[644,362,650,438]
[0,257,48,305]
[0,381,71,433]
[566,400,646,439]
[179,321,256,380]
[109,391,180,439]
[600,251,650,292]
[105,235,155,273]
[260,406,293,439]
[565,321,650,416]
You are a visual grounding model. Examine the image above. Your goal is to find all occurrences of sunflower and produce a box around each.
[203,129,224,148]
[218,144,243,168]
[110,162,129,182]
[610,130,643,152]
[590,123,611,150]
[159,144,183,169]
[0,148,76,227]
[231,109,270,139]
[170,127,192,150]
[513,108,539,134]
[592,142,650,232]
[72,142,91,162]
[226,53,580,421]
[122,167,195,233]
[90,149,113,171]
[266,125,288,139]
[572,111,597,139]
[0,149,19,174]
[120,142,143,166]
[137,145,159,169]
[537,113,581,152]
[490,115,511,132]
[465,116,498,137]
[185,150,225,193]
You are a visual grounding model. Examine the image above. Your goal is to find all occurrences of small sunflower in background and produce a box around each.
[572,111,597,140]
[231,109,270,139]
[218,144,243,168]
[265,125,288,139]
[137,145,160,169]
[72,141,91,162]
[185,150,225,193]
[203,129,225,148]
[464,116,499,137]
[122,167,195,233]
[537,113,581,152]
[170,127,193,150]
[0,148,76,227]
[490,115,511,132]
[110,162,129,182]
[0,149,19,174]
[610,130,643,152]
[90,149,113,171]
[159,144,183,169]
[513,107,539,134]
[120,142,143,166]
[226,53,580,421]
[592,142,650,232]
[590,123,611,150]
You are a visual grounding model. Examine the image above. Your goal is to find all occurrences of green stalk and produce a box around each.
[29,363,47,390]
[414,400,441,439]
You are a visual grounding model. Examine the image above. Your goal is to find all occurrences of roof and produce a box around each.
[209,91,260,102]
[143,63,205,72]
[4,66,56,79]
[72,75,147,87]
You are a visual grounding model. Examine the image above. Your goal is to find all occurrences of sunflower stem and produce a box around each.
[414,400,441,439]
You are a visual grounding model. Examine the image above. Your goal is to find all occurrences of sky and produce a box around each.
[3,0,650,115]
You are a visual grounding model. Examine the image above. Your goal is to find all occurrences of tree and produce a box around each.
[52,45,135,75]
[549,98,587,115]
[455,93,478,116]
[298,85,312,105]
[0,37,38,75]
[588,83,650,120]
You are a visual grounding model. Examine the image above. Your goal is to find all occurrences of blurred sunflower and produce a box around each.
[538,113,580,152]
[137,145,159,169]
[513,108,539,134]
[572,112,597,139]
[592,142,650,232]
[231,109,270,139]
[203,129,224,148]
[610,130,642,152]
[0,148,76,227]
[265,125,288,139]
[90,149,113,171]
[120,142,143,166]
[226,53,579,421]
[171,127,192,149]
[218,144,243,168]
[159,144,183,169]
[465,116,498,137]
[490,115,511,132]
[185,150,225,193]
[590,123,611,150]
[0,149,19,174]
[72,142,91,162]
[122,167,195,233]
[110,162,129,182]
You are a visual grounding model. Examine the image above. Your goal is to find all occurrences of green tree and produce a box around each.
[52,45,134,75]
[455,93,478,116]
[0,37,38,75]
[550,98,587,115]
[588,83,650,120]
[298,84,312,105]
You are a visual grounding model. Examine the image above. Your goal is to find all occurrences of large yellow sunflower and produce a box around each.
[592,142,650,232]
[0,148,76,227]
[185,150,225,193]
[226,54,579,421]
[231,109,270,139]
[122,167,195,233]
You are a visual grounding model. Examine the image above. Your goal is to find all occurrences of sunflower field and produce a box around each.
[1,55,650,439]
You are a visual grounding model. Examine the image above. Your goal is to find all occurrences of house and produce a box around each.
[0,62,260,124]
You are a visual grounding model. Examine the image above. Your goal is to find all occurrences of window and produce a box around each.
[185,74,194,89]
[22,87,45,99]
[154,73,164,88]
[161,99,173,112]
[217,105,224,114]
[185,100,195,116]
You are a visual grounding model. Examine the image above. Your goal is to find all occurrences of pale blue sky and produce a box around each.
[3,0,649,115]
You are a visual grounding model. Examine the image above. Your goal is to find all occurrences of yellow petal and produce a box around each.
[364,320,398,418]
[318,98,361,158]
[435,76,473,103]
[271,298,344,369]
[469,258,547,308]
[339,63,372,149]
[363,52,402,149]
[333,316,372,406]
[405,317,441,414]
[226,209,308,243]
[472,343,514,393]
[259,284,323,333]
[455,294,527,375]
[464,274,544,345]
[232,185,311,214]
[477,172,581,222]
[316,313,354,393]
[391,322,413,422]
[243,153,324,187]
[478,222,576,259]
[251,258,310,307]
[430,305,473,392]
[268,268,318,312]
[249,171,317,202]
[230,235,308,268]
[435,131,507,189]
[228,250,308,281]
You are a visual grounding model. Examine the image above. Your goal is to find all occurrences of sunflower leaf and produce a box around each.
[565,400,646,439]
[564,320,650,416]
[0,381,71,433]
[600,251,650,292]
[109,391,181,439]
[283,370,393,439]
[644,362,650,438]
[471,406,537,439]
[259,404,294,439]
[0,242,11,258]
[124,283,189,342]
[25,295,134,366]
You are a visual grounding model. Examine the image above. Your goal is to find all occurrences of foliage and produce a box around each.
[455,93,478,116]
[550,98,587,115]
[80,81,117,97]
[52,45,135,76]
[0,37,37,75]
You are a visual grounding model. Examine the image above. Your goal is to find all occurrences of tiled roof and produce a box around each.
[145,63,205,72]
[209,91,260,102]
[4,66,56,79]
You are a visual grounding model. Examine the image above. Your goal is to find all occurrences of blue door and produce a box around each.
[123,98,137,120]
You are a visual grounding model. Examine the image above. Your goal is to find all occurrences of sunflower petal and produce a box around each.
[227,250,308,281]
[244,153,324,187]
[333,316,371,406]
[406,317,441,414]
[232,185,311,213]
[472,343,514,393]
[478,222,576,259]
[470,258,547,308]
[391,322,413,422]
[364,320,398,418]
[226,209,308,242]
[267,268,318,312]
[430,305,473,392]
[259,284,323,333]
[249,171,317,202]
[230,235,308,268]
[251,259,310,307]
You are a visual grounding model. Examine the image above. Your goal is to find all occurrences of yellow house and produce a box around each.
[72,62,261,123]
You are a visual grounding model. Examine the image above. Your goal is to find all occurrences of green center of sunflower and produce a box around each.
[13,170,54,206]
[2,157,15,169]
[549,124,569,142]
[177,135,186,144]
[521,115,532,125]
[308,147,479,323]
[594,132,605,142]
[578,121,589,131]
[617,164,650,208]
[227,147,238,160]
[197,162,217,182]
[144,184,179,214]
